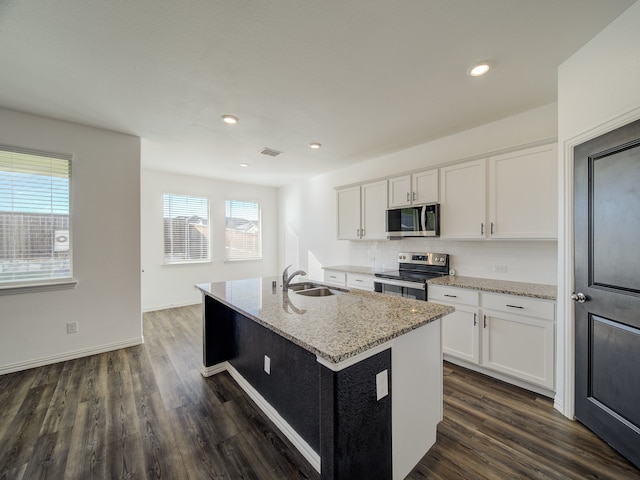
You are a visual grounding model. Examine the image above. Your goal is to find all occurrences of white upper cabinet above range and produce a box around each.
[388,169,438,207]
[489,144,558,239]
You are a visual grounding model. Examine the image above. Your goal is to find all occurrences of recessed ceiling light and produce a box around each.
[468,62,491,77]
[240,163,249,167]
[222,115,239,125]
[309,142,322,149]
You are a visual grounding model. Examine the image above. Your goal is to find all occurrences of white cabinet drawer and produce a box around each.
[482,293,555,321]
[428,285,479,306]
[323,270,346,285]
[347,273,375,291]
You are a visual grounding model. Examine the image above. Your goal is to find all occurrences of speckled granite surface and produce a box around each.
[322,265,394,275]
[196,276,453,364]
[428,275,557,300]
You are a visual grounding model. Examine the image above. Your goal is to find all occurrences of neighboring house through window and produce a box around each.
[163,193,210,264]
[225,200,262,261]
[0,147,72,285]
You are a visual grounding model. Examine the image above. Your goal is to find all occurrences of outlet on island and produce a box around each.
[494,264,508,273]
[376,369,388,400]
[66,321,78,334]
[264,355,271,375]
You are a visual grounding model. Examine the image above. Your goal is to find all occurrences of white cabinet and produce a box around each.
[440,160,487,239]
[489,144,558,239]
[481,293,555,390]
[346,273,375,291]
[336,181,387,240]
[323,270,346,286]
[429,285,556,391]
[388,169,438,208]
[429,285,480,364]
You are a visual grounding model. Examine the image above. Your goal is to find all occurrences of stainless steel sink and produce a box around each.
[287,282,321,292]
[295,287,336,297]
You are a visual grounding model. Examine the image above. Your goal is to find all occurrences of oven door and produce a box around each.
[374,279,427,300]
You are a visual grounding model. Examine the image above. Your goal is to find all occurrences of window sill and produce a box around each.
[224,258,263,263]
[0,280,78,296]
[162,260,212,266]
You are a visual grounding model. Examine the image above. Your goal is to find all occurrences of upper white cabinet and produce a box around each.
[440,159,487,239]
[489,144,558,239]
[388,169,439,208]
[439,143,558,240]
[336,181,387,240]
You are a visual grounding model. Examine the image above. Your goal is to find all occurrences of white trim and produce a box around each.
[225,363,321,473]
[0,336,144,375]
[316,340,394,372]
[0,279,77,296]
[558,106,640,419]
[200,361,229,377]
[142,299,201,313]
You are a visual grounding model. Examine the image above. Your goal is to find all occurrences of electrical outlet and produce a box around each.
[264,355,271,375]
[376,370,388,400]
[494,264,508,273]
[66,321,78,334]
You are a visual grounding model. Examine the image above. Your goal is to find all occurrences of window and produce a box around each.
[163,194,210,264]
[225,200,262,261]
[0,147,72,285]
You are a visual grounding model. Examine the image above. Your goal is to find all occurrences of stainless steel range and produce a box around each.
[374,252,449,300]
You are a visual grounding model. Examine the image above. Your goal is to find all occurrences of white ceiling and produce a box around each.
[0,1,635,187]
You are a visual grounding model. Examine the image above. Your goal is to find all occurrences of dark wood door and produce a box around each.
[574,118,640,469]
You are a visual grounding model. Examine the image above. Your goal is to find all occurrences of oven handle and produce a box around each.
[375,278,426,290]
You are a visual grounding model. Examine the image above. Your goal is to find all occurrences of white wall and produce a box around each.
[279,103,559,285]
[556,0,640,417]
[141,169,279,311]
[0,108,141,374]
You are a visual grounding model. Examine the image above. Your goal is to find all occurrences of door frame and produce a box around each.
[557,105,640,419]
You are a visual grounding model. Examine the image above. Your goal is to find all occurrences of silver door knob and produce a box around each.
[571,292,587,303]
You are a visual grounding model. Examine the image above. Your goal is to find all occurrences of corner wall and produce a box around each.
[557,0,640,417]
[141,169,279,311]
[0,108,141,374]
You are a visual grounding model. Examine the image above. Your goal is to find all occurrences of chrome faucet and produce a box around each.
[282,264,307,290]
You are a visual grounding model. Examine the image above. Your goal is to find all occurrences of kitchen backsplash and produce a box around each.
[348,239,558,285]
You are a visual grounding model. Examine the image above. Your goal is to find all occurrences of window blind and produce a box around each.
[0,148,72,285]
[163,193,210,263]
[225,200,262,261]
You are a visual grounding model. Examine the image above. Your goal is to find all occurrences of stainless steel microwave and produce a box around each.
[386,204,440,238]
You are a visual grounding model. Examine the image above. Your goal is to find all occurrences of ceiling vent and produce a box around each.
[259,147,282,157]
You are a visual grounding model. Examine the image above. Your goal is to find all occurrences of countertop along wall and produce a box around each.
[0,108,142,374]
[141,169,279,311]
[278,103,559,286]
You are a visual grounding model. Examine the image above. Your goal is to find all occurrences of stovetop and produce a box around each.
[375,252,450,284]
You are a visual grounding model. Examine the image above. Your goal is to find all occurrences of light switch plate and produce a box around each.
[264,355,271,374]
[376,370,388,400]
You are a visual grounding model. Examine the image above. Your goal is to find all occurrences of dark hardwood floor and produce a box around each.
[0,304,638,479]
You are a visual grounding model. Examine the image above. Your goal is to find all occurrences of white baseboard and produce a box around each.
[201,362,321,473]
[0,337,144,375]
[142,300,201,313]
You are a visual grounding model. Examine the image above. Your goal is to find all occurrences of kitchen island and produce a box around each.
[196,277,453,480]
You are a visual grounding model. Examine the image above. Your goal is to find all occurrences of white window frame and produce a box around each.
[225,200,262,262]
[163,193,210,265]
[0,146,76,294]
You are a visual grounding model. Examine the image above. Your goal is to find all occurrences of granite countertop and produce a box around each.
[322,265,394,275]
[428,275,557,300]
[196,276,453,365]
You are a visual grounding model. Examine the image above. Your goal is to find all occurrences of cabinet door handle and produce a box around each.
[444,294,457,298]
[481,223,484,235]
[483,315,487,328]
[413,192,416,201]
[407,192,410,202]
[473,313,477,326]
[491,222,494,235]
[361,229,365,238]
[355,279,363,282]
[506,304,524,309]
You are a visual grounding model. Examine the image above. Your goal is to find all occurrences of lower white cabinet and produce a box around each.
[323,270,375,291]
[429,285,556,391]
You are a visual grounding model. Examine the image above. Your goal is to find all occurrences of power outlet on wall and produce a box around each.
[494,264,508,273]
[66,321,78,334]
